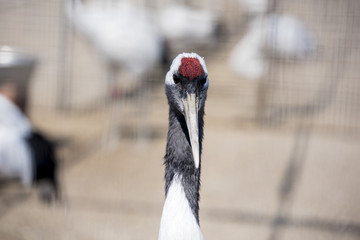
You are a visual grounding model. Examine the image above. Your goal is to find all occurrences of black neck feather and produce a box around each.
[164,108,204,223]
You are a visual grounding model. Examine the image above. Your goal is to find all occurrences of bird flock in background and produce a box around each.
[66,0,219,143]
[66,0,317,143]
[67,0,317,81]
[67,0,220,75]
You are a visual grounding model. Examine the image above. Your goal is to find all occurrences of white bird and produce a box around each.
[69,0,163,75]
[266,15,316,59]
[67,0,165,143]
[229,14,316,80]
[0,93,59,202]
[239,0,269,15]
[0,94,33,186]
[0,47,59,202]
[229,17,266,79]
[157,4,219,50]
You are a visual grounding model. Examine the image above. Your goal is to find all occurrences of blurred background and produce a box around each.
[0,0,359,239]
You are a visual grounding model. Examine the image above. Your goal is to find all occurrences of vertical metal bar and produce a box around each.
[56,0,73,112]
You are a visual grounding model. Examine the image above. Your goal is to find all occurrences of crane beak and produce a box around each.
[183,93,200,169]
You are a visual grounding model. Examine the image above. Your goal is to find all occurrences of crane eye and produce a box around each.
[199,75,208,88]
[173,74,181,84]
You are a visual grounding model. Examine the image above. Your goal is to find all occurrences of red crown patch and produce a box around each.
[178,57,205,81]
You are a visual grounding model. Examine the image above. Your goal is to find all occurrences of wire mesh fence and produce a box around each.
[1,1,360,240]
[256,0,360,134]
[0,0,359,135]
[0,0,63,109]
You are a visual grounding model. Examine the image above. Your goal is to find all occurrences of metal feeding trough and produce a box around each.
[0,46,37,114]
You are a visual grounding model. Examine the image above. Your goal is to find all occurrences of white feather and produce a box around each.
[159,175,204,240]
[67,0,163,75]
[265,14,316,59]
[228,17,267,80]
[0,94,32,186]
[229,14,316,80]
[239,0,269,14]
[157,5,218,43]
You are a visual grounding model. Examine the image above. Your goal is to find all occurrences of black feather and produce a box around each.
[26,131,59,200]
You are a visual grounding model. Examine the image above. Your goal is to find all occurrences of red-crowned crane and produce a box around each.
[159,53,209,240]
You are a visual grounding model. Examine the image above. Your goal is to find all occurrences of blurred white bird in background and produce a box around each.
[156,3,220,55]
[229,17,266,80]
[239,0,269,15]
[229,14,317,80]
[266,14,316,59]
[68,0,164,75]
[67,0,166,144]
[0,94,32,186]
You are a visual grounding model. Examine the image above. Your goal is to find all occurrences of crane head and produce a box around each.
[165,53,209,168]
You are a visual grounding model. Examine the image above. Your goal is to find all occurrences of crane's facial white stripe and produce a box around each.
[159,175,204,240]
[165,52,209,88]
